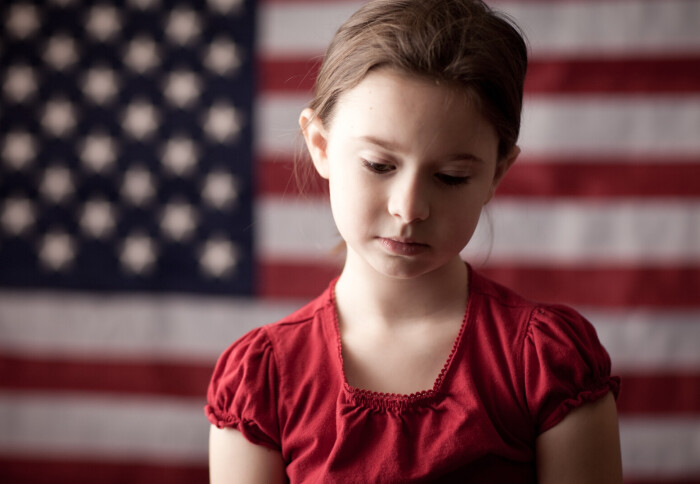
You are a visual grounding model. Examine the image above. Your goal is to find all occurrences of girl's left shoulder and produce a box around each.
[468,267,620,433]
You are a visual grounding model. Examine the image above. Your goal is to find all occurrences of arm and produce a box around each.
[536,392,623,484]
[209,425,286,484]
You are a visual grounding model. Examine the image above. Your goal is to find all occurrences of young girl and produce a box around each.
[206,0,623,482]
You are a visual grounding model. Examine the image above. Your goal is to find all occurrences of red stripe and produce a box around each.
[525,56,700,94]
[3,357,698,416]
[257,156,700,198]
[0,458,697,484]
[616,373,700,415]
[624,480,700,484]
[498,160,700,198]
[259,261,700,307]
[259,56,700,94]
[0,355,211,397]
[478,265,700,308]
[0,458,207,484]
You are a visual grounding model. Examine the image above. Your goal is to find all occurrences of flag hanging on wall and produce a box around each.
[1,0,699,483]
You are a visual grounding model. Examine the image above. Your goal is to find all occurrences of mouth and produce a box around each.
[377,237,429,256]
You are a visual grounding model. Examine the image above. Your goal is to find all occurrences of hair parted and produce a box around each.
[308,0,528,160]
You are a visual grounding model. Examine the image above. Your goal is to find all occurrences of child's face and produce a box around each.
[302,68,517,280]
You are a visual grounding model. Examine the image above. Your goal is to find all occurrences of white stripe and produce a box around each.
[2,294,700,372]
[0,291,300,362]
[583,309,700,373]
[620,417,700,478]
[256,197,700,264]
[0,392,698,475]
[0,392,207,464]
[260,0,700,57]
[497,0,700,57]
[520,96,700,157]
[255,197,339,260]
[466,199,700,265]
[257,94,700,157]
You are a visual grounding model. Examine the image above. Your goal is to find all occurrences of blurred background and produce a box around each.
[0,0,698,482]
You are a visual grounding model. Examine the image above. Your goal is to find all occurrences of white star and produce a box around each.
[204,38,243,76]
[161,137,198,176]
[80,133,118,173]
[165,8,201,45]
[127,0,160,9]
[1,197,35,236]
[201,171,240,210]
[3,65,38,102]
[199,237,238,278]
[82,66,120,105]
[121,165,156,206]
[2,131,36,171]
[41,98,77,137]
[43,34,79,71]
[122,100,160,140]
[40,165,75,204]
[123,36,160,74]
[6,4,41,39]
[120,233,157,274]
[80,199,117,239]
[163,70,201,108]
[207,0,245,14]
[86,5,122,42]
[160,201,198,241]
[38,230,76,271]
[203,103,244,143]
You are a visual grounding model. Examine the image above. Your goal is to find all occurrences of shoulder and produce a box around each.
[467,267,619,433]
[468,267,601,343]
[204,281,337,447]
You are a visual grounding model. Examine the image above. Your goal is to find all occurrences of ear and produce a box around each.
[299,108,330,179]
[485,145,520,205]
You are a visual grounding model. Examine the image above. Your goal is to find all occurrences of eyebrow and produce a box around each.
[356,135,486,164]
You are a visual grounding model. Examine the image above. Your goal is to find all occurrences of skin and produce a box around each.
[208,69,623,483]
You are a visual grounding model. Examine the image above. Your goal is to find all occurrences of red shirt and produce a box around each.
[205,268,619,483]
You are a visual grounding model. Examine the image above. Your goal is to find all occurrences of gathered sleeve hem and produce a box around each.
[205,327,282,451]
[521,304,620,436]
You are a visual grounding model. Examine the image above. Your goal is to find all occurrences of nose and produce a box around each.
[387,173,430,223]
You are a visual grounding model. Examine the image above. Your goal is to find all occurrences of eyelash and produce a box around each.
[361,160,470,186]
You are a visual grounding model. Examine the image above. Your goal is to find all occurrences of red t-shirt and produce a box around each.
[205,268,619,483]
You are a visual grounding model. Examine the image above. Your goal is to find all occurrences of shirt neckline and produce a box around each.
[328,267,473,411]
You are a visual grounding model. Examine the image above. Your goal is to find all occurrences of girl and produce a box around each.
[206,0,623,482]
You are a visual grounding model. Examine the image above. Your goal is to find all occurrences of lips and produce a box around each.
[377,237,429,256]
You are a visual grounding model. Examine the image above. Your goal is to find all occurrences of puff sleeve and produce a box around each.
[205,327,281,450]
[523,305,620,435]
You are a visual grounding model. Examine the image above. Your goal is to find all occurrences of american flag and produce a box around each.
[0,0,698,482]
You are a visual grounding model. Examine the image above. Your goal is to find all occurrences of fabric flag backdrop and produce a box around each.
[0,0,699,482]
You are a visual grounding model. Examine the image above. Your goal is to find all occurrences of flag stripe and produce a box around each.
[258,261,700,307]
[259,56,700,94]
[258,157,700,198]
[620,417,700,479]
[615,373,700,415]
[2,391,699,478]
[256,95,700,156]
[0,458,208,484]
[259,0,700,57]
[0,393,207,463]
[3,293,699,371]
[256,198,700,264]
[0,355,211,398]
[1,356,698,415]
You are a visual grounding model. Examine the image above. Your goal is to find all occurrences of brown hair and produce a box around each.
[307,0,528,160]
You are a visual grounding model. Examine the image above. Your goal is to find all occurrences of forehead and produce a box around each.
[328,69,498,157]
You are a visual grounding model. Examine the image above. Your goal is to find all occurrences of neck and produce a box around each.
[334,254,469,327]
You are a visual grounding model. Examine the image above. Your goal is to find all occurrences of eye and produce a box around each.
[361,159,394,174]
[435,173,470,186]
